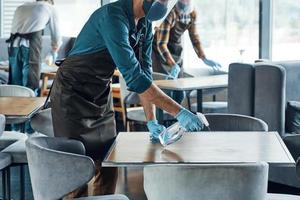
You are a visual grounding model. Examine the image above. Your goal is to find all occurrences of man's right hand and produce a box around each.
[175,108,204,132]
[147,120,166,142]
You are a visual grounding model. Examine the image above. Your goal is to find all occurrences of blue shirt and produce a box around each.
[69,0,153,93]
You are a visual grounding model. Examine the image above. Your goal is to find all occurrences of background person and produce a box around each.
[152,0,221,103]
[7,0,61,94]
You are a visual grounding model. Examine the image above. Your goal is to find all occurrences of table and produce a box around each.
[0,97,46,130]
[103,132,295,167]
[154,74,228,123]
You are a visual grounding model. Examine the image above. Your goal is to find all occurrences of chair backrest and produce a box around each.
[26,137,94,200]
[0,85,35,97]
[283,135,300,161]
[30,108,54,137]
[204,113,268,132]
[144,162,269,200]
[228,63,255,116]
[0,114,5,137]
[254,64,286,136]
[228,61,300,136]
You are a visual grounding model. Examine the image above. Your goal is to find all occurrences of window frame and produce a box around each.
[0,0,277,61]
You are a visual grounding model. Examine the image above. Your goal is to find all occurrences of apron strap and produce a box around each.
[42,58,66,109]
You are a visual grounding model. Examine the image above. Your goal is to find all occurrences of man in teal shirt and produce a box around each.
[51,0,205,197]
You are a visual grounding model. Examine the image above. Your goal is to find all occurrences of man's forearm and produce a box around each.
[139,84,182,117]
[140,97,156,121]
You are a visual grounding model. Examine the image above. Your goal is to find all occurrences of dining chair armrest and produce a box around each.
[283,134,300,160]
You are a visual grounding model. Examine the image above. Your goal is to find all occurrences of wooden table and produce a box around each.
[0,97,46,129]
[103,132,295,167]
[154,74,228,123]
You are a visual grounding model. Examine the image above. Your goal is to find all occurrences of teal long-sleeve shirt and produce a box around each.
[69,0,153,93]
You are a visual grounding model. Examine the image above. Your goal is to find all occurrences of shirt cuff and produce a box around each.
[127,75,152,94]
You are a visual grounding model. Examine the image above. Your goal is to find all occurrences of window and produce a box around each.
[54,0,101,37]
[272,0,300,61]
[1,0,34,37]
[183,0,259,69]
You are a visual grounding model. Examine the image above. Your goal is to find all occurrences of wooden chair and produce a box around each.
[40,72,56,97]
[111,70,126,126]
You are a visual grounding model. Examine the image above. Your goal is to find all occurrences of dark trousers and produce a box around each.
[64,162,118,199]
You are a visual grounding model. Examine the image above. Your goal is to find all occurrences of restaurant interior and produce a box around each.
[0,0,300,199]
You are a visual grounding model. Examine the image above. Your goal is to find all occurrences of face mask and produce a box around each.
[176,1,190,13]
[143,0,177,22]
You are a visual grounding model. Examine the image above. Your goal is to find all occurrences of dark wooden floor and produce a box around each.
[116,167,147,200]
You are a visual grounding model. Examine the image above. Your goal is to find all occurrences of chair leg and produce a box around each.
[2,170,6,200]
[20,165,25,200]
[123,167,128,189]
[126,121,131,132]
[6,168,10,200]
[2,167,11,200]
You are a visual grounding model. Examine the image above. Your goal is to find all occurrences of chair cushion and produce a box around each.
[0,153,11,170]
[286,101,300,135]
[0,131,28,150]
[267,193,300,200]
[75,194,129,200]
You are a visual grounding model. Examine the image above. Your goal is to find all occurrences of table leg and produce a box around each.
[20,165,25,200]
[156,107,164,125]
[20,123,26,133]
[197,89,203,113]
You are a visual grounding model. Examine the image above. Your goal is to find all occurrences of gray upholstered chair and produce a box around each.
[228,62,300,189]
[144,163,300,200]
[0,85,35,199]
[0,84,35,125]
[204,113,268,131]
[0,85,35,97]
[0,114,13,200]
[25,137,129,200]
[30,108,54,137]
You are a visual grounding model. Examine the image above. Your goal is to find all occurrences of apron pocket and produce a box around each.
[61,88,108,120]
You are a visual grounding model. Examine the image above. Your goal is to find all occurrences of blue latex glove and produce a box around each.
[203,58,222,70]
[167,64,181,79]
[147,120,166,142]
[175,108,204,132]
[45,51,58,66]
[52,51,58,62]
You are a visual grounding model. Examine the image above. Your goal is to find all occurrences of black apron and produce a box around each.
[50,26,146,160]
[152,21,191,78]
[6,31,42,90]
